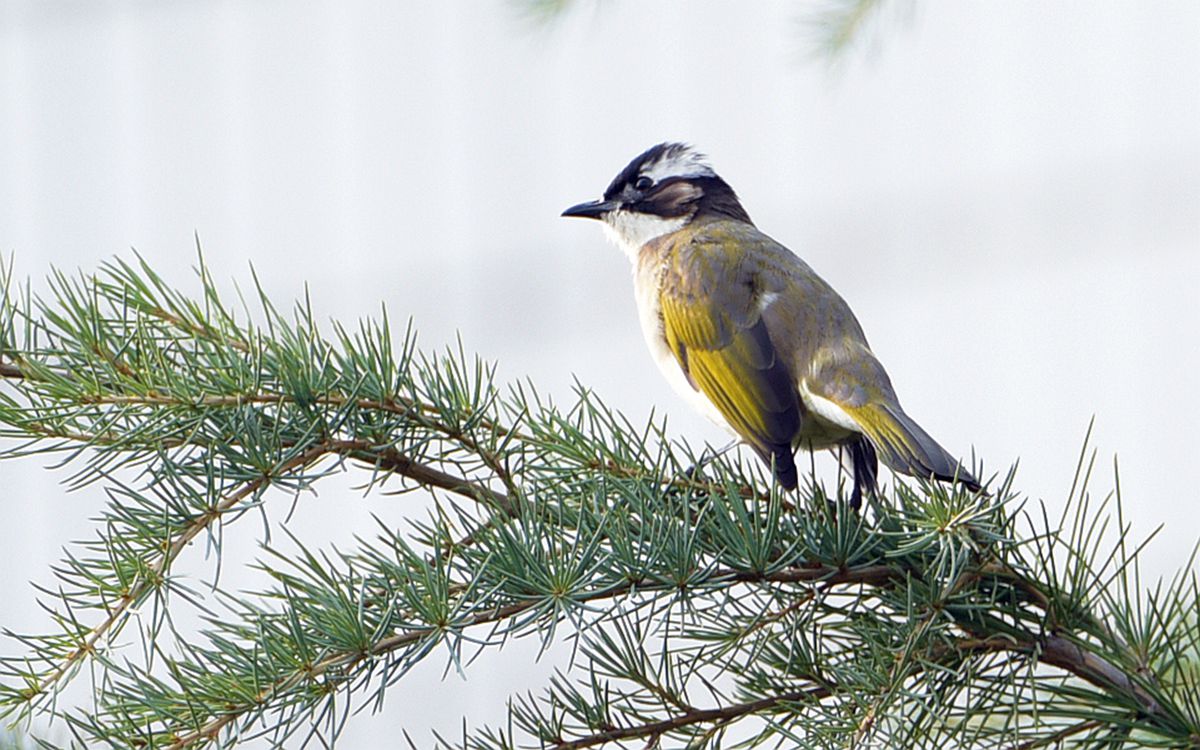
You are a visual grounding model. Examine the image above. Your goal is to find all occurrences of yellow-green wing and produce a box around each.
[658,241,801,488]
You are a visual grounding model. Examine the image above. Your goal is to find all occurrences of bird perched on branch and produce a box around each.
[562,142,980,507]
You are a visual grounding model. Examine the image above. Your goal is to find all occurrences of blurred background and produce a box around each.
[1,0,1197,744]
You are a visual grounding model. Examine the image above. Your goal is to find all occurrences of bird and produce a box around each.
[562,142,980,507]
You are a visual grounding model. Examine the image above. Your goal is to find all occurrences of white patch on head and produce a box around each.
[601,210,688,262]
[640,145,715,185]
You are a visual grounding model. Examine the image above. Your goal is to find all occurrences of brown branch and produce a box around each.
[90,342,140,382]
[367,447,516,516]
[952,574,1166,721]
[950,628,1166,721]
[968,557,1167,720]
[140,304,252,355]
[551,687,830,750]
[1038,633,1162,715]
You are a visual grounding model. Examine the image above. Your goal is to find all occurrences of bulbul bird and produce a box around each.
[562,142,980,506]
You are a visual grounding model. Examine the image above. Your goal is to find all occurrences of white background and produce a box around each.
[1,1,1198,745]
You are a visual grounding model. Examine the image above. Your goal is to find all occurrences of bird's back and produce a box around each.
[649,218,872,376]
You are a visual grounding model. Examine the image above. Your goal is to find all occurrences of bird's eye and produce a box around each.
[634,176,653,191]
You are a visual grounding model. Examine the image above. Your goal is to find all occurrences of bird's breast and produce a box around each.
[631,250,732,432]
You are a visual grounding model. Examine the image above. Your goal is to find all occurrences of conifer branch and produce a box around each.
[0,255,1196,749]
[24,437,372,707]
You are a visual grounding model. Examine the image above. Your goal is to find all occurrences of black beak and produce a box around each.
[561,199,615,220]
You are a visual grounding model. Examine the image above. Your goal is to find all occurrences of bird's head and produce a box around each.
[562,142,751,257]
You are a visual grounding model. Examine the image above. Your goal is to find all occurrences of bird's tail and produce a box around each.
[849,403,981,492]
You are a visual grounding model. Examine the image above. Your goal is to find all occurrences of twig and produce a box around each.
[550,687,830,750]
[1038,633,1162,715]
[368,447,515,516]
[1013,718,1104,750]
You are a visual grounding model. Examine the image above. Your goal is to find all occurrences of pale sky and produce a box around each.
[1,1,1198,745]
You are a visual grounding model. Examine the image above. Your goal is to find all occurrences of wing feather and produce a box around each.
[657,239,801,487]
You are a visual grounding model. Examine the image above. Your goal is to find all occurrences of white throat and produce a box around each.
[601,210,688,263]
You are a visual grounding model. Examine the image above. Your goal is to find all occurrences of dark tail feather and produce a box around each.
[863,405,981,492]
[846,437,878,509]
[751,443,798,491]
[772,446,798,491]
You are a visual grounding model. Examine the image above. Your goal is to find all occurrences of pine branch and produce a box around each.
[0,254,1196,749]
[20,437,370,709]
[165,562,900,749]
